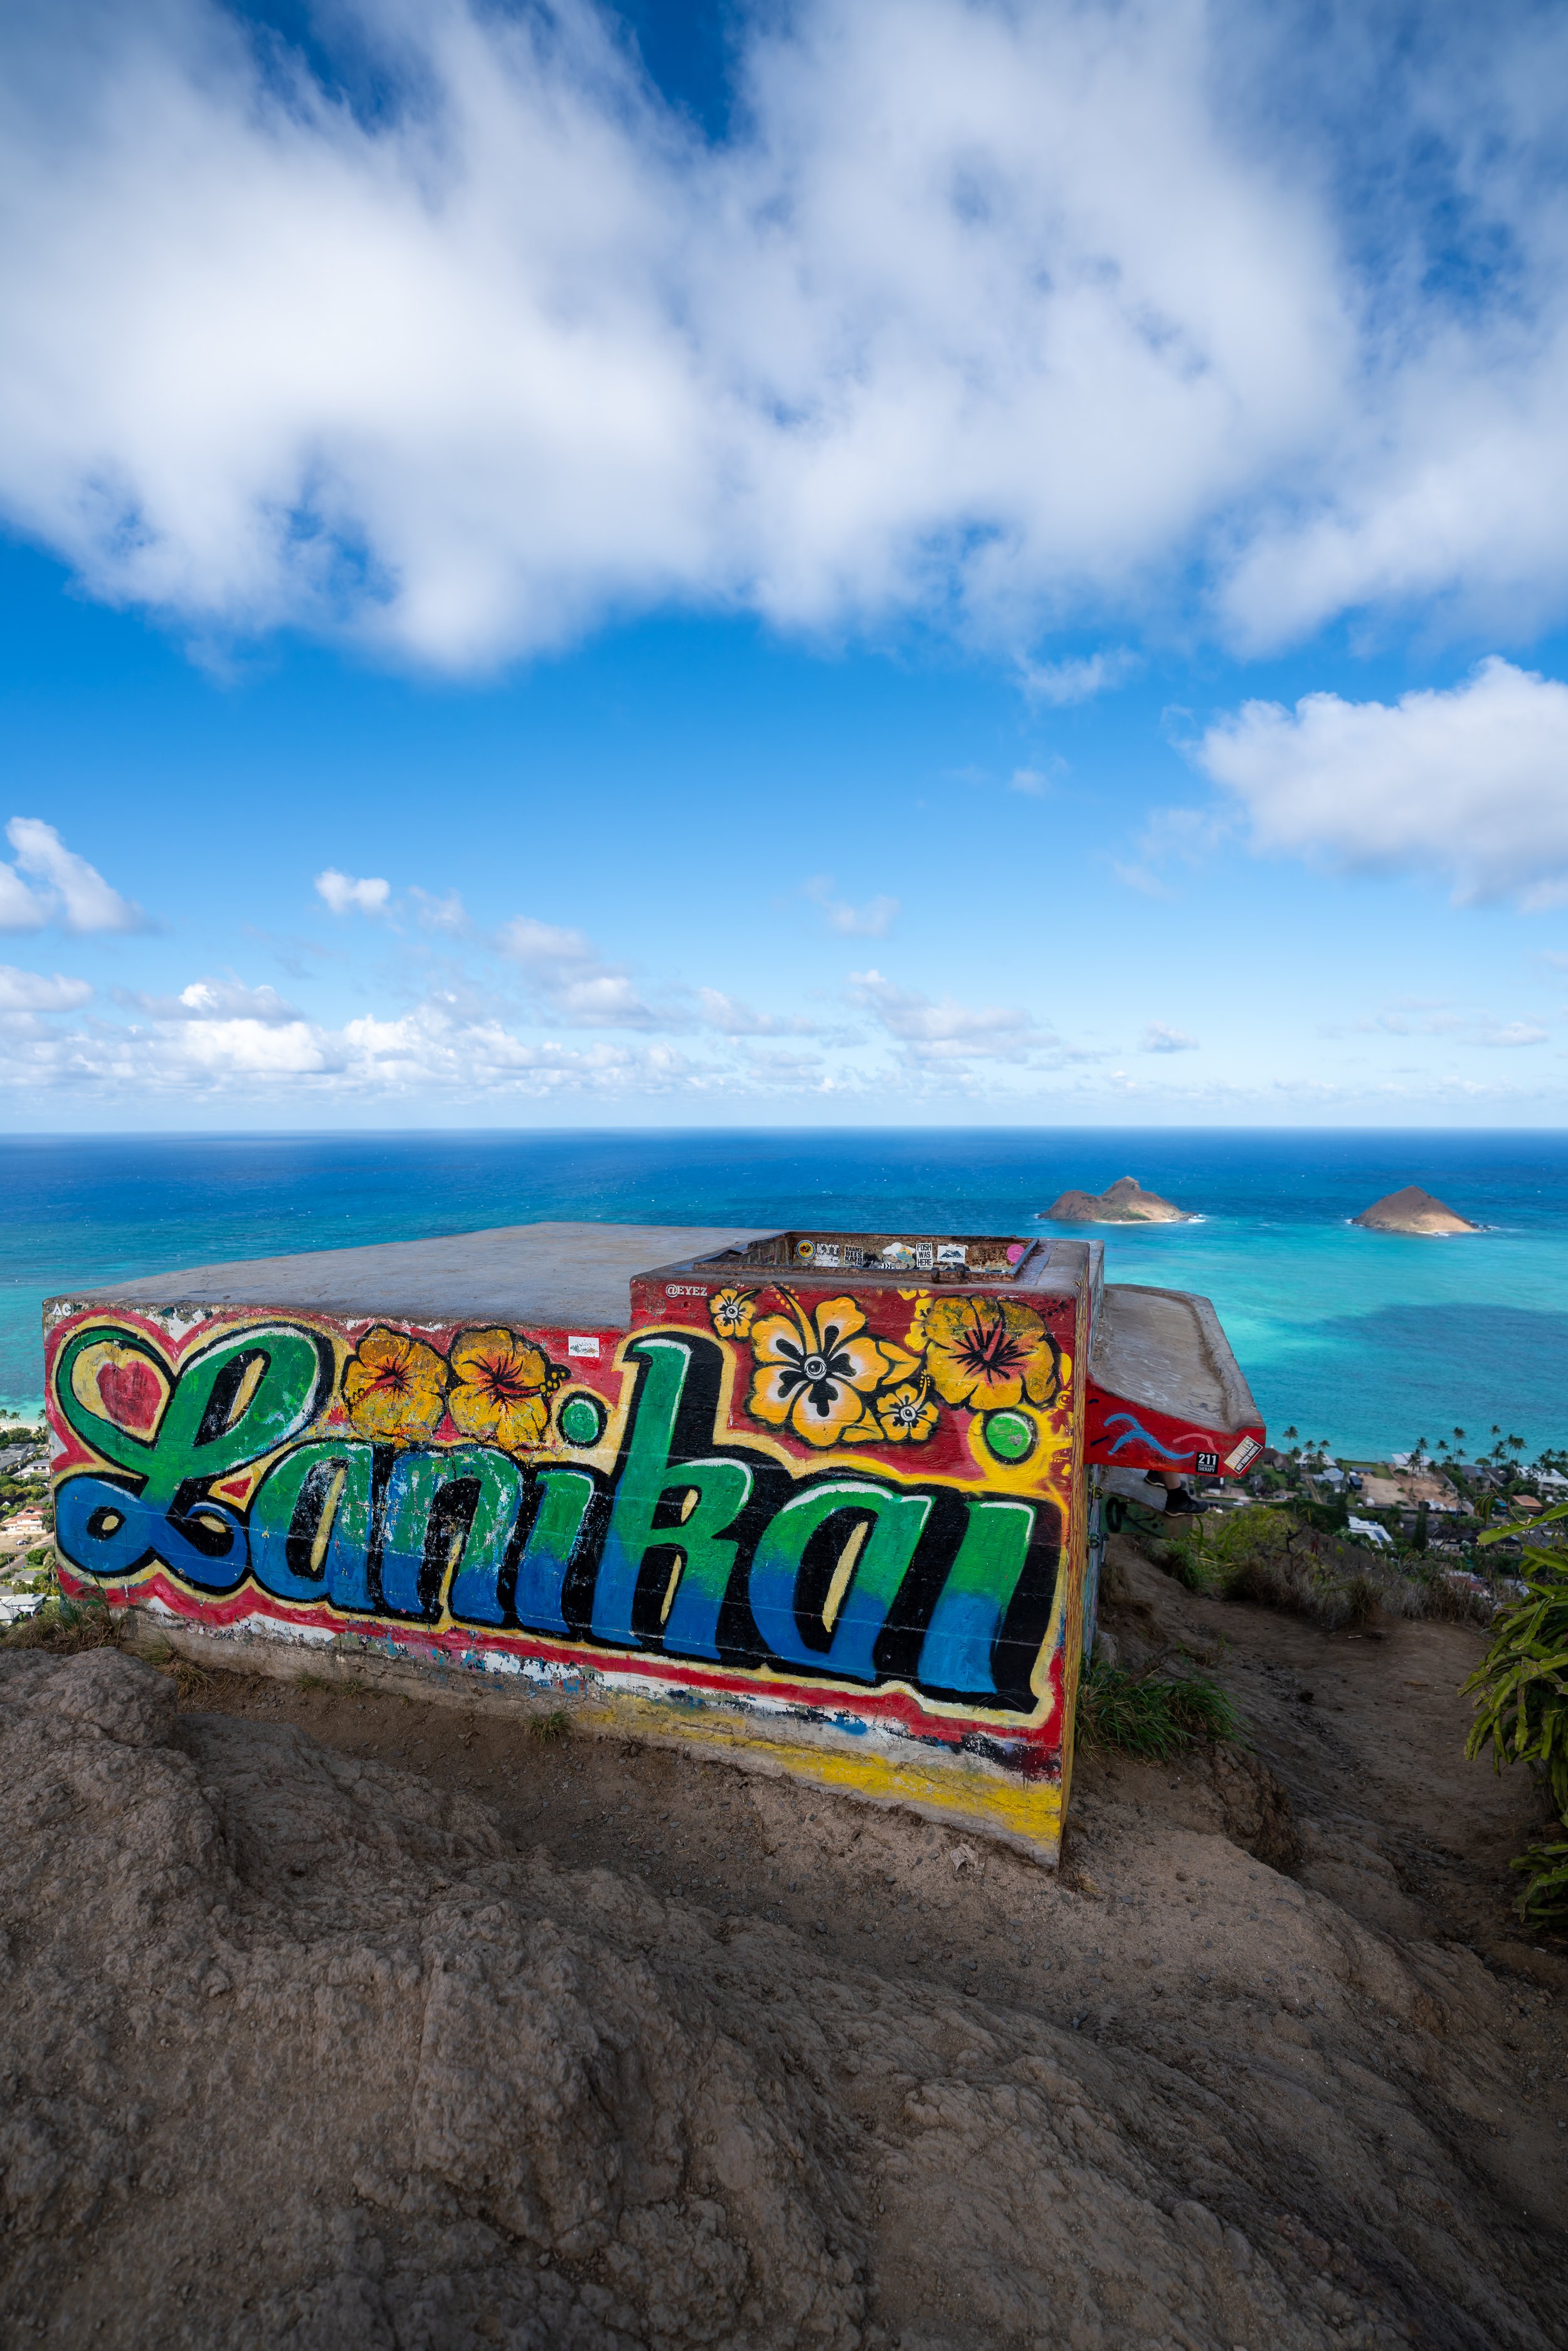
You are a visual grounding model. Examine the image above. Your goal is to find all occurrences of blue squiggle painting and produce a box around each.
[1101,1413,1190,1463]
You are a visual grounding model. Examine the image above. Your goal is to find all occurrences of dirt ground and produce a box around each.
[1,1538,1564,2349]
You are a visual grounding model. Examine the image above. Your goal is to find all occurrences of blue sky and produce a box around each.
[1,0,1567,1130]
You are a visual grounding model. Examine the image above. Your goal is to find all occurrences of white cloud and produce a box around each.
[1337,998,1552,1050]
[849,969,1045,1063]
[0,963,92,1012]
[1,819,146,933]
[0,861,46,932]
[1478,1022,1549,1049]
[167,1017,337,1077]
[315,869,391,917]
[1141,1022,1197,1053]
[408,886,468,933]
[122,978,303,1024]
[496,912,670,1028]
[803,877,899,938]
[694,989,820,1037]
[12,3,1568,664]
[497,916,597,974]
[1195,659,1568,906]
[1008,767,1059,799]
[0,984,748,1101]
[1019,650,1141,706]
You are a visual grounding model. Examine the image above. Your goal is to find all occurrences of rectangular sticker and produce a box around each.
[568,1335,602,1359]
[813,1243,841,1268]
[1224,1435,1261,1473]
[914,1242,935,1270]
[1195,1450,1219,1474]
[936,1243,967,1269]
[880,1243,915,1268]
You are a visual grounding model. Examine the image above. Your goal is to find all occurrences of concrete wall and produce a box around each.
[46,1277,1088,1857]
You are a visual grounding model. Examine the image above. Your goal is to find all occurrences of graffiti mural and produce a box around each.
[46,1239,1094,1852]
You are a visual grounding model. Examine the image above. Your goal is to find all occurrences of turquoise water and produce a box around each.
[2,1128,1564,1458]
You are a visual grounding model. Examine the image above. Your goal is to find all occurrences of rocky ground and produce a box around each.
[0,1539,1564,2350]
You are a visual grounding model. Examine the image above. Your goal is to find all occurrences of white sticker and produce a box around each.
[880,1242,915,1268]
[914,1242,935,1270]
[813,1243,840,1268]
[1225,1435,1261,1473]
[568,1335,601,1359]
[936,1243,968,1268]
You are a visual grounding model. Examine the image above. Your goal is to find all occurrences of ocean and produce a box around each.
[3,1128,1564,1460]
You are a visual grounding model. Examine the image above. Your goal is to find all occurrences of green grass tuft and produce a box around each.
[1078,1659,1244,1760]
[1,1588,119,1655]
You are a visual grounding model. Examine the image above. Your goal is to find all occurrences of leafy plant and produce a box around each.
[1078,1658,1242,1760]
[1465,1502,1568,1922]
[1510,1834,1568,1927]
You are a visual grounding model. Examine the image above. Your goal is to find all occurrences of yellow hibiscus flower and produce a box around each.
[448,1327,560,1452]
[748,1292,916,1449]
[921,1297,1062,1412]
[708,1287,758,1340]
[876,1374,940,1445]
[341,1328,447,1441]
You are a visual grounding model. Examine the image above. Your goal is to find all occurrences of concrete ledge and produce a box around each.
[122,1605,1061,1864]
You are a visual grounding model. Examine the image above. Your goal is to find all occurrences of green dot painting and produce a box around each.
[558,1391,607,1448]
[982,1409,1035,1464]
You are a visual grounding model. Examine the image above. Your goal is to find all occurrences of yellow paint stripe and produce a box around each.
[566,1687,1062,1852]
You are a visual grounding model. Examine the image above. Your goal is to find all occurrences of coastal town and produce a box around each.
[0,1412,50,1624]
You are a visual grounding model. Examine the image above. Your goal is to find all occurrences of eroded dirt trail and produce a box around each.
[0,1547,1564,2350]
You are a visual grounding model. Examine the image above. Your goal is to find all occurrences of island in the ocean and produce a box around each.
[1039,1174,1194,1224]
[1352,1185,1479,1235]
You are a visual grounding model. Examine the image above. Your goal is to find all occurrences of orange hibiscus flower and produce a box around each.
[447,1327,560,1452]
[921,1296,1062,1412]
[341,1329,447,1441]
[708,1287,758,1340]
[747,1292,916,1449]
[875,1374,940,1445]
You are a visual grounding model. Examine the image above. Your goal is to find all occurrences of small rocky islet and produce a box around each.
[1352,1184,1480,1236]
[1039,1175,1483,1233]
[1039,1174,1194,1224]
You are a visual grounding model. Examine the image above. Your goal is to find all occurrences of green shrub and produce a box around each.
[1078,1658,1243,1760]
[1158,1505,1399,1630]
[1466,1503,1568,1921]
